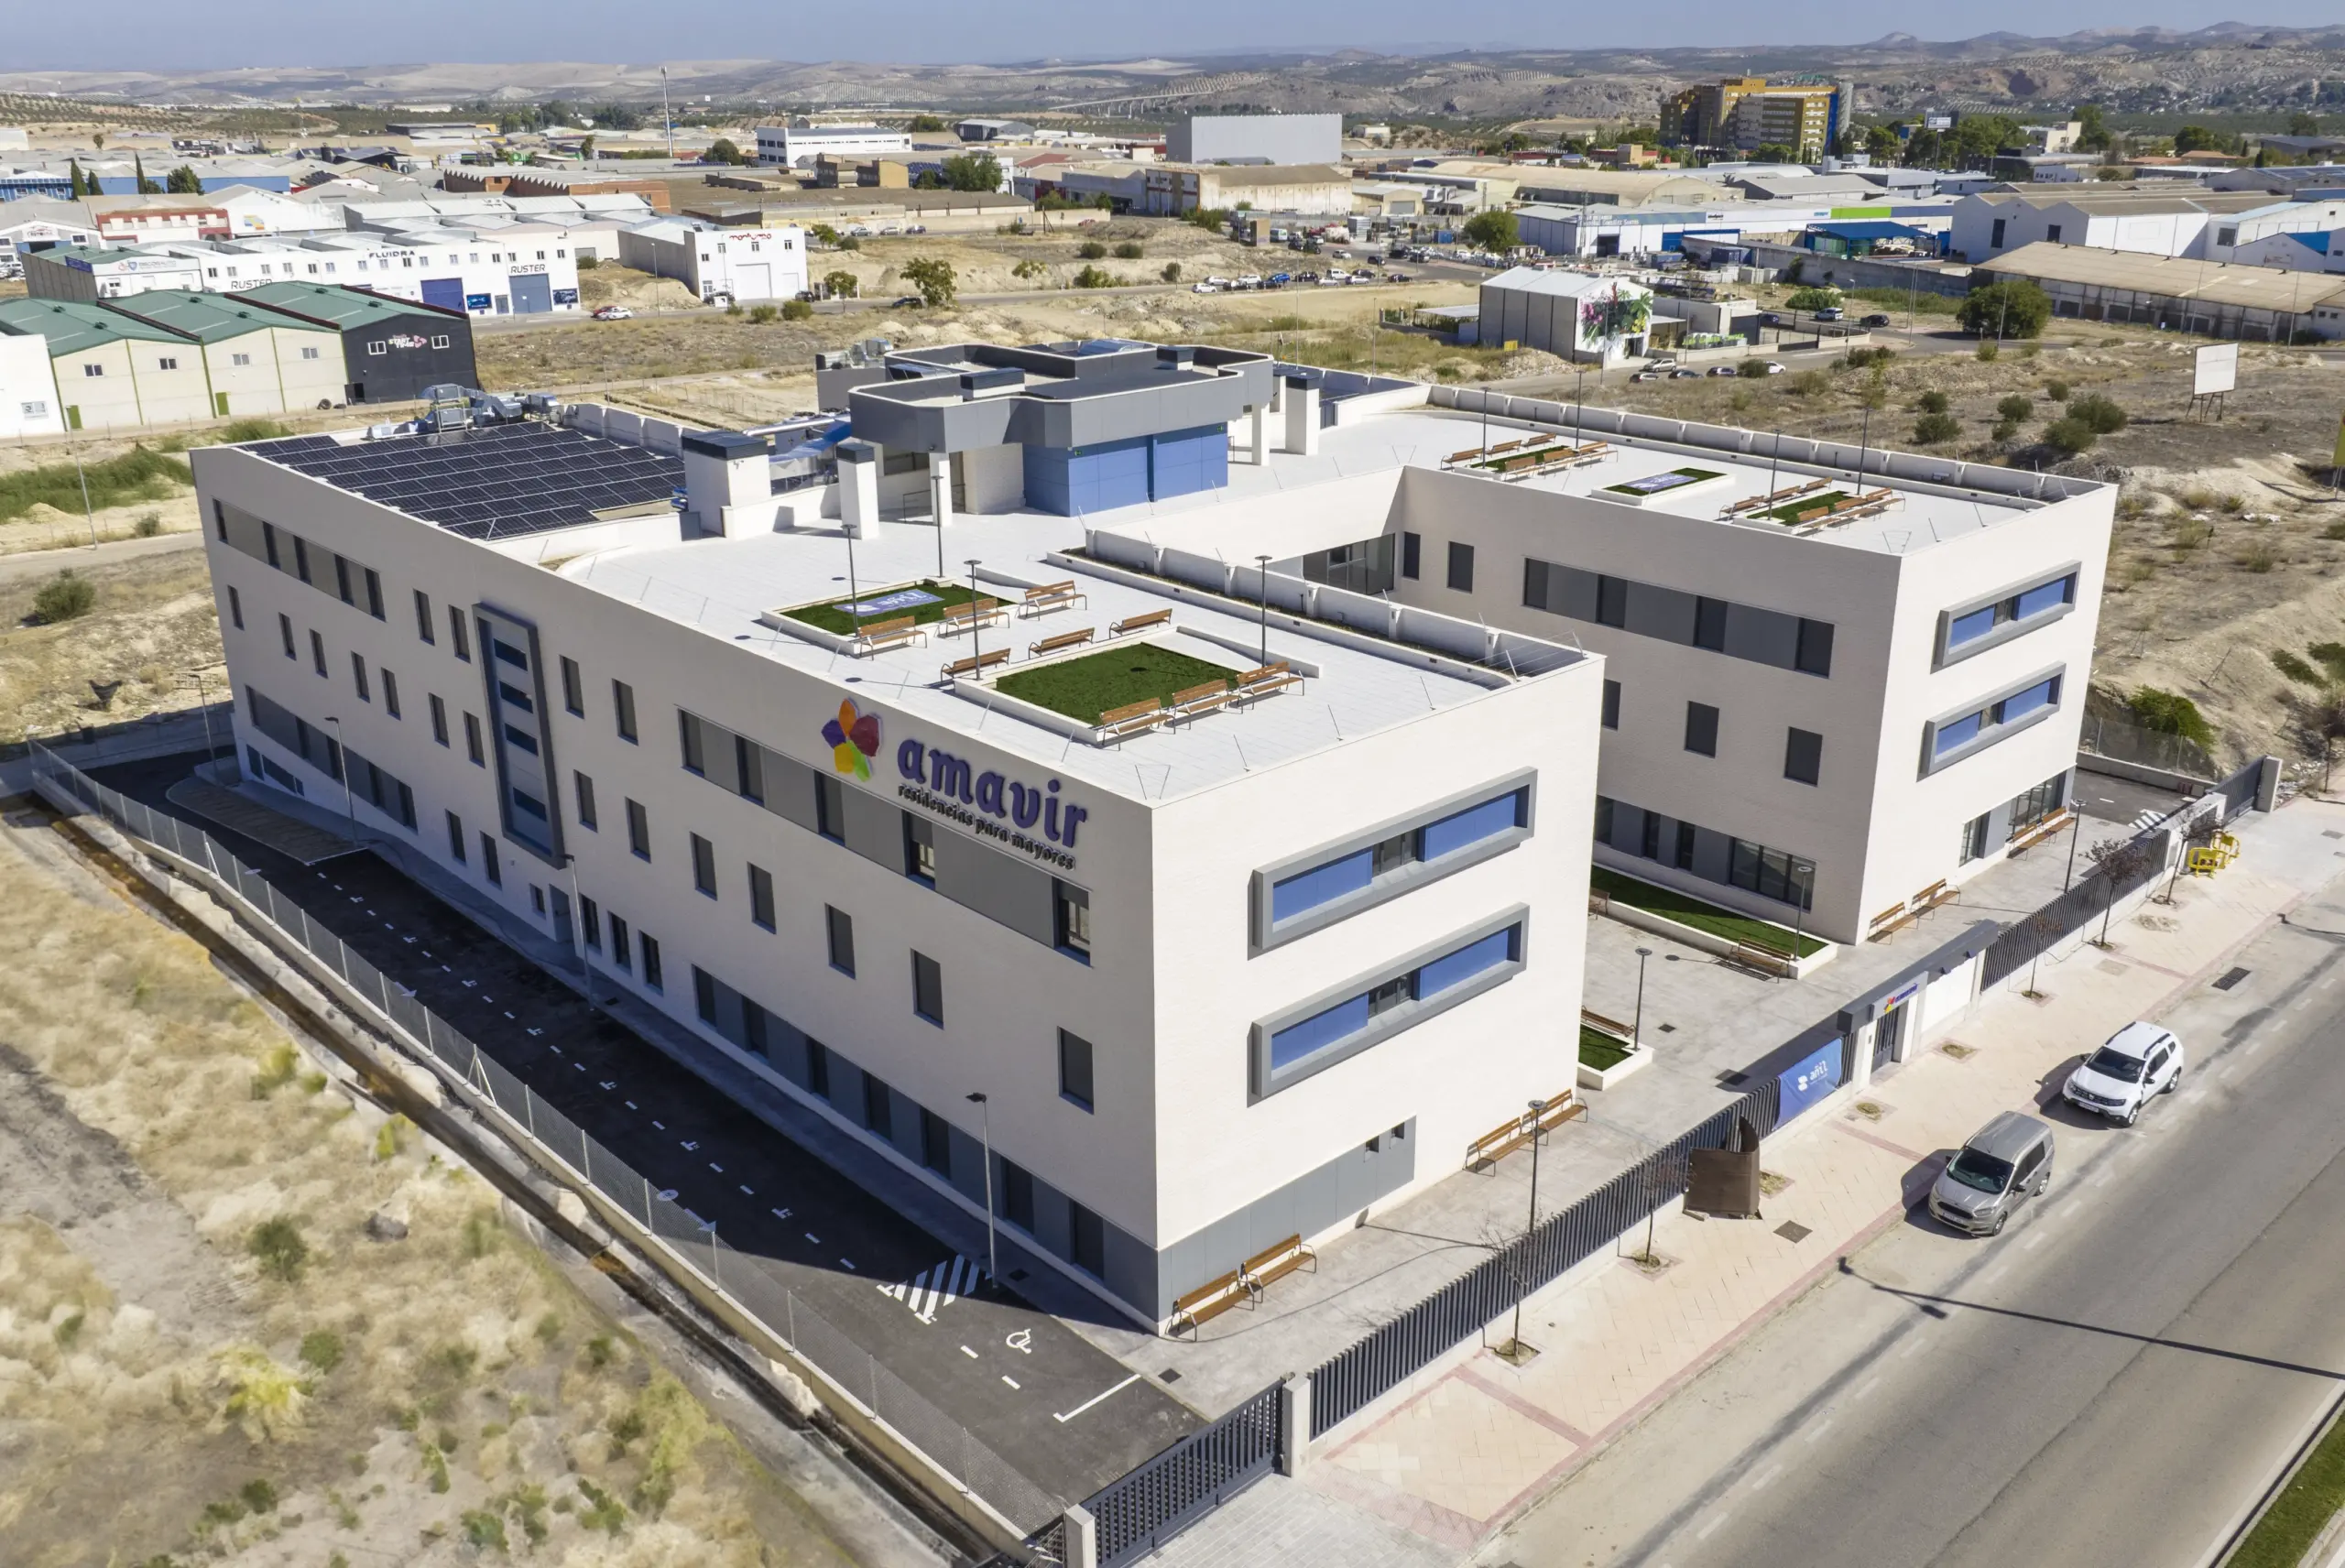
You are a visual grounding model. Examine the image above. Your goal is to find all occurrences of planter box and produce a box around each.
[1577,1038,1653,1091]
[1589,888,1838,980]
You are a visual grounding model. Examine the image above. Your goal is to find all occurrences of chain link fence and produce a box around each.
[27,741,1066,1536]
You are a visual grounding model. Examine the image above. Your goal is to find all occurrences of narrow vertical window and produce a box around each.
[612,681,638,743]
[430,694,449,746]
[626,799,649,859]
[446,811,465,861]
[415,589,435,644]
[690,833,717,897]
[825,906,855,975]
[1059,1029,1095,1112]
[560,656,584,715]
[449,605,470,660]
[911,951,943,1026]
[381,670,400,718]
[748,865,775,931]
[480,832,500,885]
[228,585,244,629]
[573,770,597,829]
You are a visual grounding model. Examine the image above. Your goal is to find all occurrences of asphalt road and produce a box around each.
[1484,871,2345,1568]
[90,750,1198,1519]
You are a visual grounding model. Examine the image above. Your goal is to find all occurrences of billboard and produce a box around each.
[1777,1037,1845,1123]
[2193,342,2239,397]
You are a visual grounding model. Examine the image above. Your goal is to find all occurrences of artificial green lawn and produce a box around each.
[783,579,987,636]
[1754,490,1853,524]
[2231,1409,2345,1568]
[1590,866,1826,959]
[994,643,1238,724]
[1579,1026,1633,1071]
[1602,466,1725,497]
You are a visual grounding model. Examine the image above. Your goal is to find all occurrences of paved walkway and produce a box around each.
[1151,795,2345,1567]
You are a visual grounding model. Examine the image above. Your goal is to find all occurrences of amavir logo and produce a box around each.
[823,699,881,780]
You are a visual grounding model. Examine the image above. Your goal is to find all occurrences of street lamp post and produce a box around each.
[559,852,593,1004]
[1255,553,1272,665]
[182,671,219,769]
[843,525,863,637]
[1504,1095,1548,1360]
[322,714,357,844]
[965,1092,998,1286]
[966,558,985,671]
[1631,945,1653,1049]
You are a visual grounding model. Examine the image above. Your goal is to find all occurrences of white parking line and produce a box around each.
[1854,1377,1881,1401]
[769,1207,792,1222]
[1053,1373,1142,1424]
[1803,1416,1834,1444]
[804,1233,820,1245]
[2022,1230,2046,1250]
[1750,1463,1784,1491]
[961,1345,979,1359]
[839,1258,856,1271]
[1696,1510,1732,1541]
[1002,1376,1021,1390]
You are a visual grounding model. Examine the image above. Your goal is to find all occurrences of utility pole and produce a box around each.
[660,67,677,165]
[73,443,96,549]
[965,1092,998,1285]
[1256,553,1272,664]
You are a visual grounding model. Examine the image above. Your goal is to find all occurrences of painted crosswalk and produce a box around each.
[878,1256,980,1323]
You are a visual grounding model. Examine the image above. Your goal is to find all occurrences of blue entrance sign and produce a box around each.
[1777,1037,1844,1124]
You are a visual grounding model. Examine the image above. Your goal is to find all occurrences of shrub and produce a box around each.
[135,511,163,537]
[1991,419,2019,444]
[2311,642,2345,681]
[1076,239,1107,259]
[1113,241,1144,260]
[240,1479,279,1514]
[2238,545,2277,573]
[1789,369,1827,397]
[1161,261,1182,282]
[1785,286,1841,311]
[1996,394,2034,422]
[1976,339,2001,363]
[300,1329,344,1373]
[2069,392,2128,434]
[1072,265,1113,289]
[1913,411,1963,445]
[248,1217,308,1283]
[2272,649,2322,684]
[780,299,813,321]
[577,254,598,269]
[1957,278,2053,339]
[1916,389,1950,414]
[32,571,95,624]
[2045,378,2070,400]
[724,300,742,316]
[2171,517,2210,551]
[2127,688,2215,749]
[746,303,778,323]
[1738,357,1771,377]
[2043,417,2097,456]
[2323,520,2345,541]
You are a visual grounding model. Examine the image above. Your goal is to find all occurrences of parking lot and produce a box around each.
[92,751,1198,1520]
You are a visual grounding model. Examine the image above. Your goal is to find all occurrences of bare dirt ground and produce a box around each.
[0,545,223,745]
[0,815,922,1568]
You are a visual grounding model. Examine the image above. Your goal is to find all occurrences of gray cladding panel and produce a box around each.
[932,825,1057,945]
[1556,566,1601,622]
[215,500,272,564]
[840,784,901,869]
[1723,602,1800,668]
[1624,581,1697,643]
[758,746,823,834]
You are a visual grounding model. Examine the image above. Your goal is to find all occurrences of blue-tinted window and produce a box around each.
[2012,576,2073,620]
[1271,994,1371,1070]
[1271,847,1375,922]
[1935,712,1983,756]
[1996,677,2058,723]
[1417,925,1518,996]
[1421,789,1525,862]
[1947,604,1999,648]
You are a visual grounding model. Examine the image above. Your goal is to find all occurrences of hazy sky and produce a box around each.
[5,5,2340,72]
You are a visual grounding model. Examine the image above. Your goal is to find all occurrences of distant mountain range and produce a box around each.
[5,25,2345,124]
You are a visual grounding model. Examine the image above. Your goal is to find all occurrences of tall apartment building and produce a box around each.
[1663,77,1855,158]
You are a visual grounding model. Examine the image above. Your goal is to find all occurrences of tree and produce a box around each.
[705,136,745,166]
[1161,261,1183,282]
[2076,103,2113,153]
[166,164,203,194]
[2173,124,2220,155]
[1461,209,1519,251]
[1902,126,1943,168]
[900,256,955,307]
[907,114,947,133]
[1864,124,1903,163]
[581,135,596,162]
[1957,279,2052,340]
[135,154,160,195]
[67,160,88,198]
[92,131,106,152]
[2290,111,2322,136]
[938,152,1000,192]
[1753,142,1799,163]
[822,269,858,299]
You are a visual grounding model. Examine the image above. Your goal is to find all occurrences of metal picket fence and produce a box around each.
[26,742,1065,1536]
[1307,1083,1778,1437]
[1979,825,2176,991]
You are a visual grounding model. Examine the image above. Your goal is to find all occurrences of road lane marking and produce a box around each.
[804,1233,820,1245]
[1053,1373,1142,1424]
[1751,1463,1783,1491]
[838,1258,856,1270]
[961,1345,978,1359]
[1854,1377,1881,1400]
[1803,1417,1834,1444]
[1002,1376,1021,1389]
[2022,1230,2045,1250]
[1696,1510,1732,1541]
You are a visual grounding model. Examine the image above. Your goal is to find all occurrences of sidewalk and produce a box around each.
[1159,794,2345,1566]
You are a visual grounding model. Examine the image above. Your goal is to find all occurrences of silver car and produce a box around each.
[1928,1110,2055,1236]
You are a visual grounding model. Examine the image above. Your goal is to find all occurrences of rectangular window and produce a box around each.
[293,538,311,585]
[748,864,775,930]
[639,932,662,991]
[814,775,845,842]
[1265,920,1523,1080]
[1266,782,1530,932]
[1522,557,1550,611]
[415,589,435,644]
[1069,1203,1106,1278]
[1641,809,1663,860]
[333,555,353,604]
[920,1108,952,1176]
[680,711,706,775]
[1991,217,2007,248]
[430,694,449,746]
[694,966,718,1026]
[1729,840,1813,909]
[350,652,370,702]
[862,1073,894,1138]
[1794,618,1834,678]
[447,811,465,861]
[382,670,400,718]
[691,833,717,897]
[1002,1161,1035,1230]
[449,606,470,661]
[1995,677,2058,724]
[736,735,765,804]
[580,895,601,950]
[560,656,584,715]
[1445,540,1475,593]
[1059,1029,1095,1111]
[480,832,501,885]
[1947,604,1998,647]
[1934,711,1984,757]
[1401,530,1421,579]
[826,906,856,974]
[1785,726,1823,786]
[1054,881,1091,960]
[262,522,280,569]
[612,680,638,743]
[464,713,484,766]
[903,812,936,884]
[1685,702,1719,757]
[1601,678,1620,730]
[228,584,244,629]
[573,771,597,829]
[1693,596,1729,652]
[805,1038,830,1098]
[1674,819,1697,870]
[1596,574,1629,628]
[626,799,650,860]
[1943,572,2077,661]
[310,629,328,678]
[911,951,943,1026]
[279,613,296,659]
[743,1001,769,1059]
[610,914,631,970]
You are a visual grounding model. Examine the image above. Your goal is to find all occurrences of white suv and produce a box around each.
[2062,1021,2183,1126]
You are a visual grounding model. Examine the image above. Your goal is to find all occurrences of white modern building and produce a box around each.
[22,242,205,301]
[187,341,1602,1327]
[2200,198,2345,273]
[1168,113,1343,166]
[0,332,65,437]
[616,220,808,303]
[0,198,101,269]
[1479,267,1657,365]
[755,121,914,169]
[1948,188,2277,264]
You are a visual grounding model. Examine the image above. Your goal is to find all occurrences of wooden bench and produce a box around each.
[1235,661,1304,702]
[1168,1269,1249,1336]
[1867,900,1909,941]
[1444,445,1486,465]
[1016,580,1087,619]
[854,615,926,654]
[1487,438,1524,455]
[1581,1007,1634,1041]
[1029,627,1095,659]
[941,647,1009,682]
[1096,698,1171,743]
[1171,678,1238,722]
[2006,808,2074,855]
[937,597,1006,637]
[1912,879,1959,918]
[1108,607,1172,637]
[1241,1235,1316,1299]
[1467,1114,1534,1171]
[1532,1090,1587,1136]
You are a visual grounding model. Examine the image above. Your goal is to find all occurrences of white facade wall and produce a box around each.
[191,442,1597,1318]
[0,333,64,436]
[1953,196,2226,262]
[1170,114,1343,166]
[616,224,808,302]
[755,125,913,168]
[196,323,344,417]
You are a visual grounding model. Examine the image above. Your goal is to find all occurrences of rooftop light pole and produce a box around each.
[1255,553,1272,665]
[843,520,862,638]
[966,557,985,670]
[965,1091,998,1286]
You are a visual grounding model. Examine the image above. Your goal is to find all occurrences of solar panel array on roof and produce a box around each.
[247,422,684,539]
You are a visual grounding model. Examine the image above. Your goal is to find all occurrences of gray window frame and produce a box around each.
[1784,726,1823,786]
[626,798,650,859]
[1685,702,1719,757]
[748,863,776,930]
[1248,905,1531,1102]
[826,905,856,975]
[1931,561,2081,670]
[1058,1029,1095,1112]
[1445,539,1475,593]
[1249,768,1537,953]
[1918,662,2068,778]
[911,950,943,1026]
